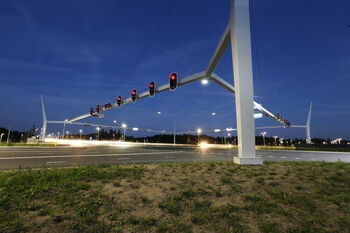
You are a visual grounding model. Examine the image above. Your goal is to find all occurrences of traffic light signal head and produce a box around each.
[131,89,137,103]
[169,72,178,91]
[117,96,122,107]
[149,81,155,97]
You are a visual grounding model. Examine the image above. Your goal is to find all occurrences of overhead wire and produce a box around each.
[169,13,197,74]
[249,0,262,80]
[95,0,178,106]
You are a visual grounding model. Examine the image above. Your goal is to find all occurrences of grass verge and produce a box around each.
[0,161,349,232]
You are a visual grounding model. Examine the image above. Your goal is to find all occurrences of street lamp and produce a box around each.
[57,132,60,139]
[197,128,202,143]
[201,79,209,85]
[122,124,127,141]
[113,120,117,124]
[212,112,216,116]
[273,136,278,146]
[79,129,83,140]
[96,127,101,140]
[66,131,69,139]
[63,119,68,139]
[0,133,4,142]
[260,132,267,147]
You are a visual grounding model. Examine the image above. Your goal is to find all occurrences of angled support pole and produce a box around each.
[306,102,312,144]
[41,95,47,140]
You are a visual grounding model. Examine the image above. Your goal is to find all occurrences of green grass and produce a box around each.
[0,161,349,232]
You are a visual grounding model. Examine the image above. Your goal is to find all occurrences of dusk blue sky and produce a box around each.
[0,0,349,140]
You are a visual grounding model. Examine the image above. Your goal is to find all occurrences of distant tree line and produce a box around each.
[1,126,349,146]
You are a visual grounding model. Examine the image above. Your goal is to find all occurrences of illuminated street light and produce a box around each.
[132,127,139,131]
[214,129,221,133]
[201,79,209,85]
[66,131,69,139]
[273,136,278,146]
[113,120,117,124]
[157,112,162,115]
[0,133,4,142]
[122,124,127,141]
[79,129,83,140]
[197,128,202,143]
[96,127,101,140]
[212,112,216,116]
[260,132,267,147]
[62,119,68,139]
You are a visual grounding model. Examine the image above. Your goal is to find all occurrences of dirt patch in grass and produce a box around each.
[0,162,349,232]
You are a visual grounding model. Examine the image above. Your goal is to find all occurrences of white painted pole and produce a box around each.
[231,0,262,164]
[6,125,11,144]
[173,120,176,147]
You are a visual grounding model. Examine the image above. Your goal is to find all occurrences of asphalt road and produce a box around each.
[0,145,349,170]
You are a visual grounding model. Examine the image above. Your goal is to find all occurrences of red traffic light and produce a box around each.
[169,72,178,91]
[117,96,122,107]
[131,89,137,103]
[149,81,155,97]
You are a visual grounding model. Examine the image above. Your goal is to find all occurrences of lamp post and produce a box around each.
[57,132,60,139]
[273,136,278,146]
[6,125,11,144]
[197,128,202,143]
[260,132,267,147]
[66,131,69,139]
[0,133,4,142]
[227,133,231,145]
[62,119,68,139]
[79,129,83,140]
[122,124,127,141]
[96,127,100,140]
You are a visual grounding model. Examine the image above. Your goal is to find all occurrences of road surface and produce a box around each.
[0,145,349,169]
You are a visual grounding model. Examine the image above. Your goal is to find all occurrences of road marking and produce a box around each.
[0,151,181,160]
[164,156,175,159]
[118,158,130,160]
[281,156,287,159]
[268,156,274,158]
[39,152,55,154]
[45,161,66,164]
[295,157,301,160]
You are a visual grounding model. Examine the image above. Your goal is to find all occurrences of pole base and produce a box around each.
[233,156,263,165]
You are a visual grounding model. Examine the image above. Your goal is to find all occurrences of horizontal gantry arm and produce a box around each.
[66,71,288,127]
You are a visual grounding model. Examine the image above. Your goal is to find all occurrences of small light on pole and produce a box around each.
[273,136,278,146]
[113,120,117,124]
[96,127,101,140]
[197,128,202,143]
[212,112,216,116]
[260,132,267,147]
[201,79,208,85]
[66,131,69,139]
[122,124,127,141]
[79,129,83,140]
